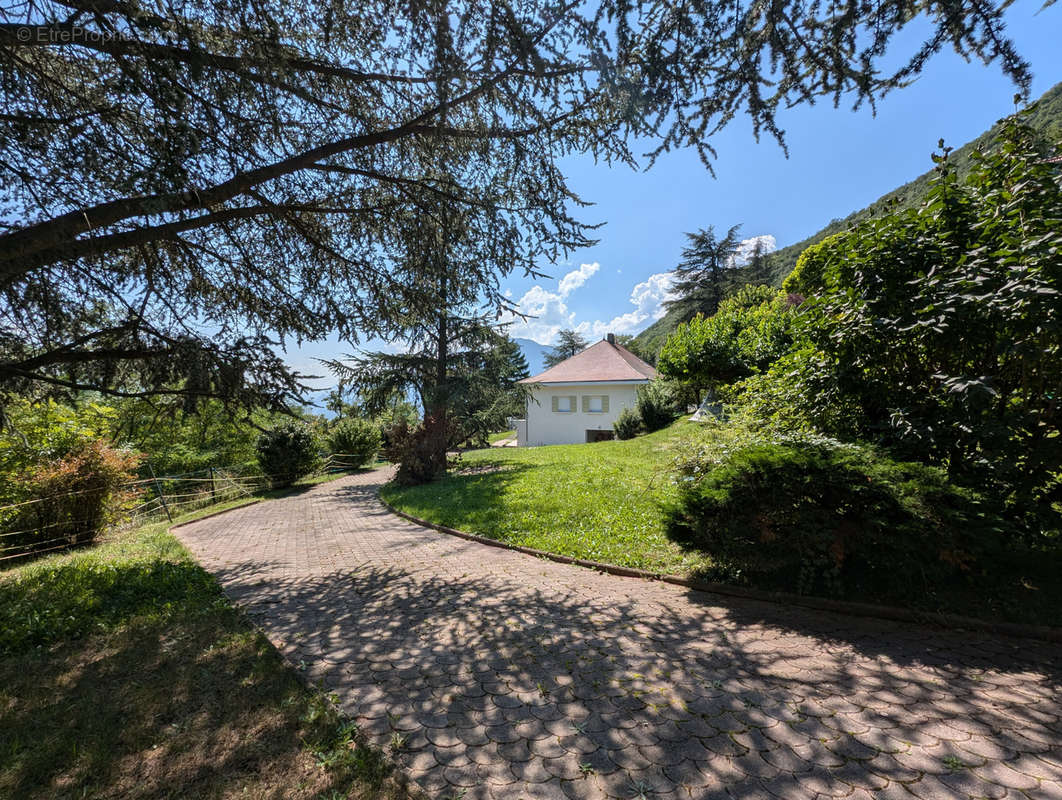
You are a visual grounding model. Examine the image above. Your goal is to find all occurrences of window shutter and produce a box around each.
[551,395,559,412]
[570,395,577,412]
[601,395,610,413]
[582,395,590,413]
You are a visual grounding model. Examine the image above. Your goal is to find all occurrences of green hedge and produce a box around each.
[636,382,677,433]
[256,422,321,488]
[666,437,1015,600]
[612,407,641,440]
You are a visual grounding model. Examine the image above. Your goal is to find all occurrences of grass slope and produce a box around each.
[382,421,711,575]
[630,81,1062,358]
[0,489,402,800]
[383,422,1062,626]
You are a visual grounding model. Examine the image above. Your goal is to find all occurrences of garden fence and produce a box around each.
[0,454,371,563]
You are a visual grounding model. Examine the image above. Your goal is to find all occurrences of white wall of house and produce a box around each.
[518,382,645,446]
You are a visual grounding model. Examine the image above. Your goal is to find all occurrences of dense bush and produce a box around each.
[667,435,1014,600]
[635,381,678,433]
[328,418,381,469]
[384,415,458,486]
[256,422,321,487]
[657,286,798,399]
[0,399,118,504]
[613,408,641,440]
[759,113,1062,530]
[5,441,142,555]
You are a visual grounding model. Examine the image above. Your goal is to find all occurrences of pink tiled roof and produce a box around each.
[519,338,657,384]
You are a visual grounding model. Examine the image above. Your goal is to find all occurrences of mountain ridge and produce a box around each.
[513,337,552,376]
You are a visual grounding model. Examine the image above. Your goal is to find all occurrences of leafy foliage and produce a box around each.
[4,441,142,555]
[0,398,117,502]
[327,418,381,469]
[110,397,274,475]
[747,112,1062,528]
[667,435,1015,601]
[612,407,641,440]
[256,422,321,488]
[635,382,678,433]
[658,286,798,397]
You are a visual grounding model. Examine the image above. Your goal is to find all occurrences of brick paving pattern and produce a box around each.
[175,470,1062,800]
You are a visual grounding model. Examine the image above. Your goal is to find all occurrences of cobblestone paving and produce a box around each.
[175,470,1062,800]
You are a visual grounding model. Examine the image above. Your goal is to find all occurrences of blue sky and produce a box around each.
[498,1,1061,345]
[292,1,1060,383]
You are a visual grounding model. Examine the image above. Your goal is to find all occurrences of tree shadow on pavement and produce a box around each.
[210,548,1062,800]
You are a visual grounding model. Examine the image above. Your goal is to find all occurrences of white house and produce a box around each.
[514,334,657,446]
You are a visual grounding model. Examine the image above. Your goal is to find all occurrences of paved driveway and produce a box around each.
[174,470,1062,800]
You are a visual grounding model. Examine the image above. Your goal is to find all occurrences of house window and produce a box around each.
[582,395,609,413]
[554,395,574,412]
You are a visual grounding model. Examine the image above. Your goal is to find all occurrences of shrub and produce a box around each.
[657,287,797,400]
[636,381,677,433]
[766,115,1062,526]
[6,441,142,555]
[666,436,1011,601]
[256,422,321,488]
[328,418,381,469]
[383,415,458,486]
[613,408,641,440]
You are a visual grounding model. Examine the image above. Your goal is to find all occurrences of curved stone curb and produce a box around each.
[379,496,1062,645]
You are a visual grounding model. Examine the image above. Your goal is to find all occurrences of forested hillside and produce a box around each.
[631,81,1062,358]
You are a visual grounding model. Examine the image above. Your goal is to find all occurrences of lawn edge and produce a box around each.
[200,579,432,800]
[169,498,264,529]
[379,495,1062,645]
[164,479,430,800]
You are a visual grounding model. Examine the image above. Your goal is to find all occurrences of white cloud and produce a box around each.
[629,272,677,320]
[503,266,682,345]
[558,262,600,297]
[501,262,603,343]
[732,234,777,267]
[575,271,677,340]
[501,285,577,344]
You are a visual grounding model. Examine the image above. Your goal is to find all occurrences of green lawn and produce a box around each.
[382,421,712,575]
[487,430,516,444]
[384,422,1062,627]
[0,494,403,800]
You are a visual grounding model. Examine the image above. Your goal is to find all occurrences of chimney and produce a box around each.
[606,333,616,345]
